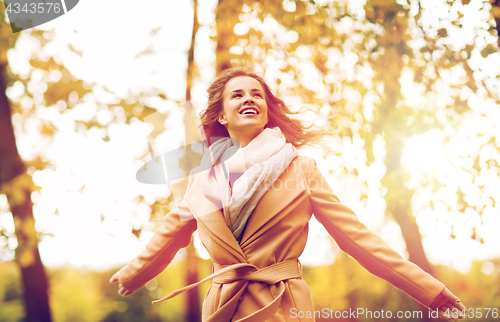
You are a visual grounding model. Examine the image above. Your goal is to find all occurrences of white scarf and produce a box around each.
[201,127,298,242]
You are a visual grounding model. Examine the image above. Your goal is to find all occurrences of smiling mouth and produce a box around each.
[239,107,259,115]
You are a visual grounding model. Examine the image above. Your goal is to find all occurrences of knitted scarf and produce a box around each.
[201,127,298,242]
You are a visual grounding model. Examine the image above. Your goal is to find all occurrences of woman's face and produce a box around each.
[218,76,268,144]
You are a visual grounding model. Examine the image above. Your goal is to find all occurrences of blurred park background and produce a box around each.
[1,0,500,321]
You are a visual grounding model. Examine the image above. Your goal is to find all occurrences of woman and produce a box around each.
[111,66,466,321]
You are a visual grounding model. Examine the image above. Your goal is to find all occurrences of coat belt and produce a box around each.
[152,258,302,322]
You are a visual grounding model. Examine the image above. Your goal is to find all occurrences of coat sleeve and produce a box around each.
[117,196,197,293]
[305,157,445,308]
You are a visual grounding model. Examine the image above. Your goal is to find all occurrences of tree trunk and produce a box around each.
[383,132,435,277]
[389,193,434,276]
[383,132,434,322]
[183,0,201,321]
[491,0,500,47]
[0,64,52,322]
[372,12,436,315]
[0,63,24,185]
[215,0,235,74]
[4,187,52,322]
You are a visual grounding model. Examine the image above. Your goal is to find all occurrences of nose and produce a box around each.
[243,94,254,105]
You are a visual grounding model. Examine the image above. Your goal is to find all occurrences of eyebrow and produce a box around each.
[230,88,264,94]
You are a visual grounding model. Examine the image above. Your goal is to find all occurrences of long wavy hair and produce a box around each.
[199,66,327,148]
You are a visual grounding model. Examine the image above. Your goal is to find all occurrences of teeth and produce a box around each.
[240,108,258,115]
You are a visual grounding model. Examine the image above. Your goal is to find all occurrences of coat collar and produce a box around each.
[184,156,308,262]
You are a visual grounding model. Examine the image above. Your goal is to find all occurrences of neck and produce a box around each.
[228,128,264,148]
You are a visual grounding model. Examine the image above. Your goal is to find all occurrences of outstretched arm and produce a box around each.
[109,197,197,296]
[304,157,466,319]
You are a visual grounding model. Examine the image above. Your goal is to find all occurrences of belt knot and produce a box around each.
[152,258,301,305]
[213,259,301,284]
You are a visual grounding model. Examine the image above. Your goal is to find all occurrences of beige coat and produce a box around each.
[117,156,445,321]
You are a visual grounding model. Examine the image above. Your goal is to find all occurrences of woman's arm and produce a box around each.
[110,196,197,295]
[304,157,465,319]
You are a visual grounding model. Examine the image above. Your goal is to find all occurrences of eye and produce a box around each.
[254,93,262,98]
[232,93,242,98]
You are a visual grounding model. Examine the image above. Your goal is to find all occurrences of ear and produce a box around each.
[218,114,227,125]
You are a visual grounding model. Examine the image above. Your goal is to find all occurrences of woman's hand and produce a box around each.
[110,272,134,297]
[429,287,467,321]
